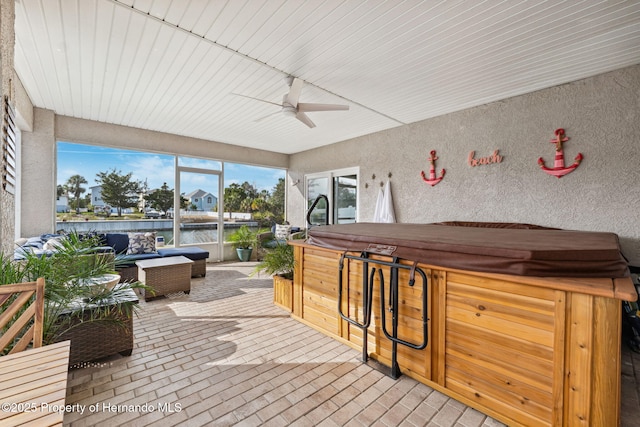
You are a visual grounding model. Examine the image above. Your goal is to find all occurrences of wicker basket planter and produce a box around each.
[273,275,293,312]
[53,289,138,366]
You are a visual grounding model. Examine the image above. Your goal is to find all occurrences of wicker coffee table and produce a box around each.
[136,256,193,301]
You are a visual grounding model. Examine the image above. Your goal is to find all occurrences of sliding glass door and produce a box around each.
[175,159,223,260]
[305,168,358,226]
[333,174,357,224]
[306,176,329,226]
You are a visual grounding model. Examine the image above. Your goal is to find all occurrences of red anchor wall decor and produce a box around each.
[421,150,446,186]
[538,128,583,178]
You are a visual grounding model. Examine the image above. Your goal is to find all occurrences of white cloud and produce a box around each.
[127,156,175,189]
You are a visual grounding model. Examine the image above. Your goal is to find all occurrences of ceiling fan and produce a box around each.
[235,76,349,128]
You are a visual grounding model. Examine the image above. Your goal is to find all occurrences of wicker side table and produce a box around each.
[136,256,193,301]
[54,288,138,366]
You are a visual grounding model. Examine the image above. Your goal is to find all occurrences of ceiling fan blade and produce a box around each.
[295,112,316,128]
[232,93,282,108]
[285,77,304,107]
[297,103,349,112]
[254,111,282,123]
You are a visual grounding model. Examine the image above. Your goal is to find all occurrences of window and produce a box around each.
[56,141,175,239]
[334,174,357,223]
[56,142,286,261]
[223,162,286,227]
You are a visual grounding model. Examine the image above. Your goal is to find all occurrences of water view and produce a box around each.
[56,220,260,246]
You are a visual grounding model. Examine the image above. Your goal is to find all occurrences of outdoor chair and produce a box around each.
[0,278,45,354]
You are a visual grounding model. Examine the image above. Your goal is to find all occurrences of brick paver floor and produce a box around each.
[64,262,640,426]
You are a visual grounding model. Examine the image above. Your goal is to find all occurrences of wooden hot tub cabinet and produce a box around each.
[288,239,636,427]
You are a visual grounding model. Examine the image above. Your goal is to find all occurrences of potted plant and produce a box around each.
[229,225,258,262]
[2,231,148,361]
[253,242,295,311]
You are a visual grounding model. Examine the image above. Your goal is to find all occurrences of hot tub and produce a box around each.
[287,222,635,426]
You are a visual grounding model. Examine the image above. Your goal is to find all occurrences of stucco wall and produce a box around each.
[0,0,14,254]
[55,116,288,169]
[21,108,56,236]
[288,65,640,266]
[13,72,33,131]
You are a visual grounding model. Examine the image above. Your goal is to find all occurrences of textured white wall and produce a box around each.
[13,73,33,131]
[20,108,56,237]
[55,116,288,169]
[0,0,15,254]
[288,65,640,266]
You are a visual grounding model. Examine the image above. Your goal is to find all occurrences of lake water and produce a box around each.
[56,220,260,246]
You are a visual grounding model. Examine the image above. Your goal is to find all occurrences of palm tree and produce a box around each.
[66,174,88,213]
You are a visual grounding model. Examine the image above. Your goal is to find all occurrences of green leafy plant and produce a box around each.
[253,242,295,280]
[228,225,258,249]
[0,251,25,285]
[4,231,149,346]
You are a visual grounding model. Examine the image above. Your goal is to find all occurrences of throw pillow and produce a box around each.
[106,233,130,254]
[274,224,292,240]
[43,236,66,251]
[24,237,45,248]
[127,232,157,255]
[14,237,28,247]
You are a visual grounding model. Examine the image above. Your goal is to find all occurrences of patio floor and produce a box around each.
[64,262,640,427]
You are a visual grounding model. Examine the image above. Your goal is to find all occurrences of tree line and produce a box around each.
[58,169,285,224]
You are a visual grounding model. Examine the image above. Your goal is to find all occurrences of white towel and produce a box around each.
[373,186,385,222]
[380,180,396,223]
[373,180,396,223]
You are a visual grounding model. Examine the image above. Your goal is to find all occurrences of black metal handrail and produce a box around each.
[338,251,377,363]
[306,194,329,228]
[337,252,429,379]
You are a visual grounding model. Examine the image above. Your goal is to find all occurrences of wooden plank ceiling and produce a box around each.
[14,0,640,154]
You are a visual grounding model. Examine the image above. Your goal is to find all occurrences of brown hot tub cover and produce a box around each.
[307,222,629,278]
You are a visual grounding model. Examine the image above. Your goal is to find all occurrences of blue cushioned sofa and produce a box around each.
[15,232,209,281]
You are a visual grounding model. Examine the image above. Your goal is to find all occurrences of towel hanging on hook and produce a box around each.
[373,180,396,223]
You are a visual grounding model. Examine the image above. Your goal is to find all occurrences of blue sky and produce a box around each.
[57,142,285,196]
